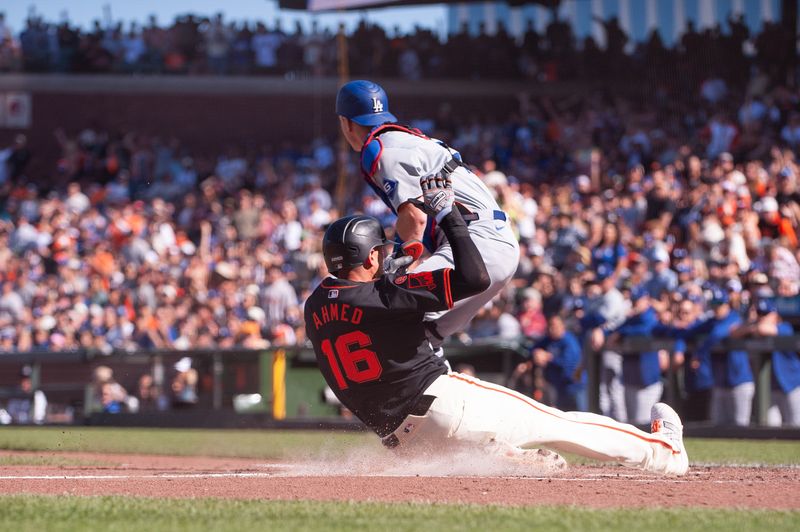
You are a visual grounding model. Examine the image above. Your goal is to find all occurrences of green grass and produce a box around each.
[0,427,374,460]
[0,427,799,466]
[0,496,796,532]
[0,455,112,467]
[686,438,800,466]
[0,431,796,530]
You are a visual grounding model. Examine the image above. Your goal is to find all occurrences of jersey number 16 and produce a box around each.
[321,330,382,390]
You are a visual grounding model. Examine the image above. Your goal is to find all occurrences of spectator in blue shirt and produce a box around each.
[591,222,628,283]
[662,288,753,426]
[100,382,124,413]
[733,299,800,427]
[606,287,667,424]
[531,314,586,411]
[644,246,678,300]
[667,296,710,422]
[550,212,585,269]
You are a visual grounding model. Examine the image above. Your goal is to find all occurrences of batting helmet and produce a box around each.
[335,80,397,126]
[323,215,391,273]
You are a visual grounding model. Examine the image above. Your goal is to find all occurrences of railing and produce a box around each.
[0,348,267,420]
[0,340,528,424]
[586,335,800,426]
[1,336,798,428]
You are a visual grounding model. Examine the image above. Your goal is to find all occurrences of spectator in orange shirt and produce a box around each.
[756,196,797,248]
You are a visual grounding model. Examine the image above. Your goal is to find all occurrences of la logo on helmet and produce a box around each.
[372,97,384,113]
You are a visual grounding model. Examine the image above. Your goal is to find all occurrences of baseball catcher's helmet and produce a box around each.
[323,215,391,273]
[336,80,397,126]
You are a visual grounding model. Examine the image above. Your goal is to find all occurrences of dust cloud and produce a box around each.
[274,441,567,478]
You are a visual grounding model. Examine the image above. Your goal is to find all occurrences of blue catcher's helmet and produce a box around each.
[336,80,397,126]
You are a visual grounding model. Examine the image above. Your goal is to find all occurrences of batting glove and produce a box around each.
[383,254,413,275]
[409,173,455,224]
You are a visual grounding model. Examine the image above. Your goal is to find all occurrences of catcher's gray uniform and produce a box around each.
[361,125,519,346]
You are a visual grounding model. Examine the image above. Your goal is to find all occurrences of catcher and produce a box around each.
[336,79,519,357]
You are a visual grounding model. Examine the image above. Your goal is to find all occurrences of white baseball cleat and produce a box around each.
[650,402,689,475]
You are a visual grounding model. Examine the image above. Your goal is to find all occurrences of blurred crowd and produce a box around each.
[0,142,346,354]
[88,360,197,415]
[2,29,800,423]
[0,10,795,84]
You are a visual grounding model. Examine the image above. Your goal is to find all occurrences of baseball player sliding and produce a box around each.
[304,173,689,475]
[336,80,519,354]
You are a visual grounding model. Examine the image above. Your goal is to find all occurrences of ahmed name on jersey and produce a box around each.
[304,271,452,437]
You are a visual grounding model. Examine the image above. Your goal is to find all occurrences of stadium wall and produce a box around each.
[0,74,631,176]
[0,75,538,170]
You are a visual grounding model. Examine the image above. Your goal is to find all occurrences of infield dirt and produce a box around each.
[0,450,798,508]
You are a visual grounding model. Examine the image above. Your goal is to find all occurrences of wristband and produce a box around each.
[434,205,453,224]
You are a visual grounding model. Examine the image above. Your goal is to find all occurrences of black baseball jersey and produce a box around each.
[304,269,453,437]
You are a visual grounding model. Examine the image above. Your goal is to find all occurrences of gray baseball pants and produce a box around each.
[767,387,800,427]
[600,351,628,422]
[624,381,664,425]
[416,218,519,346]
[711,382,755,426]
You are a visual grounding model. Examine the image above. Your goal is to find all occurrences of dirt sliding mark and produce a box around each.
[0,452,798,509]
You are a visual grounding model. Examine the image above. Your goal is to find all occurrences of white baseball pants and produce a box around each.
[389,372,686,475]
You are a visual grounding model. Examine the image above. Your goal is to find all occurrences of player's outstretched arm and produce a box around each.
[411,174,490,302]
[396,201,428,243]
[439,207,490,301]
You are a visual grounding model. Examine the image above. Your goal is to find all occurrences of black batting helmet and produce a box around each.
[323,215,390,273]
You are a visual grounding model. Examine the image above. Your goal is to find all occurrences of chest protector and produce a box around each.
[360,123,430,180]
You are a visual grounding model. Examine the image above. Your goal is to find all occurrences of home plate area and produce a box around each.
[0,451,797,508]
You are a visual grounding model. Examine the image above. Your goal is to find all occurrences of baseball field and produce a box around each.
[0,427,798,531]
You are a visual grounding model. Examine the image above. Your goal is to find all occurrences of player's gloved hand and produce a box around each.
[383,240,425,275]
[409,173,455,224]
[383,254,413,275]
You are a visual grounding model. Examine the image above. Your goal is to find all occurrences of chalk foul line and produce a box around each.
[0,471,757,484]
